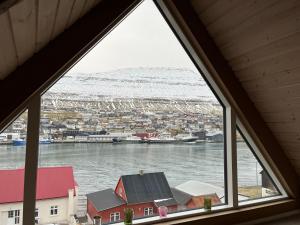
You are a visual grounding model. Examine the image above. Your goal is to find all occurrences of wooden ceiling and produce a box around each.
[190,0,300,175]
[0,0,101,80]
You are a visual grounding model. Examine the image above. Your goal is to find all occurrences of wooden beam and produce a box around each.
[168,0,300,198]
[0,0,140,132]
[23,95,40,225]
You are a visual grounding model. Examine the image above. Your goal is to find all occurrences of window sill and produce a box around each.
[113,198,296,225]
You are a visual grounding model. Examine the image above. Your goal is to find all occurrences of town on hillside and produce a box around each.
[0,97,226,145]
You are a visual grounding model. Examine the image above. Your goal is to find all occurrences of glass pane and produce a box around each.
[237,128,280,202]
[37,1,226,224]
[0,110,28,225]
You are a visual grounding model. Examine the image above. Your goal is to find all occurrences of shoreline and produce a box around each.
[0,139,227,146]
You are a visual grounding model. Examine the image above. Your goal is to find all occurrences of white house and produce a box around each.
[0,166,78,225]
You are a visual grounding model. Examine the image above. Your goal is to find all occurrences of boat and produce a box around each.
[112,137,122,144]
[39,138,52,144]
[12,138,52,146]
[12,139,26,146]
[146,137,177,144]
[176,134,198,143]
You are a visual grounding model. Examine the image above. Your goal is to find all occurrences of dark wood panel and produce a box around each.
[197,0,241,26]
[214,0,299,47]
[261,112,299,123]
[67,0,87,27]
[229,32,300,71]
[51,0,75,40]
[205,0,278,37]
[190,0,217,15]
[219,3,300,59]
[0,0,20,15]
[36,0,59,51]
[9,0,36,65]
[0,12,18,79]
[246,84,300,101]
[235,49,300,80]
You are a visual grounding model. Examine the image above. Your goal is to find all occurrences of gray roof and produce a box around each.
[121,172,173,204]
[86,188,125,211]
[155,198,178,207]
[171,188,192,205]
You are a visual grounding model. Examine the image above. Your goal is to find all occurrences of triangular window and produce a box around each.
[2,0,289,224]
[236,125,286,204]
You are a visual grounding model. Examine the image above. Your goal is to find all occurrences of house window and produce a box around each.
[50,206,58,215]
[35,208,39,224]
[110,212,120,222]
[14,210,20,224]
[8,210,20,224]
[144,207,153,216]
[8,210,14,218]
[35,208,39,218]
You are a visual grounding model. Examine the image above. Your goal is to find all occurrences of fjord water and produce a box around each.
[0,142,260,213]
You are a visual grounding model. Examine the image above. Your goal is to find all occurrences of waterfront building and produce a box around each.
[0,167,78,225]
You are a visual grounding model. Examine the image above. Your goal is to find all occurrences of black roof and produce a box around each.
[171,188,192,205]
[87,188,125,211]
[121,172,173,204]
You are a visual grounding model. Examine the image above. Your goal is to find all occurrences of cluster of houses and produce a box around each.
[39,98,223,142]
[0,167,277,225]
[86,171,223,225]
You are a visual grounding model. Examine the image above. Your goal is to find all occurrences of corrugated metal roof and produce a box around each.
[175,181,224,197]
[0,166,76,204]
[87,188,125,211]
[154,198,178,207]
[171,188,192,205]
[121,172,173,204]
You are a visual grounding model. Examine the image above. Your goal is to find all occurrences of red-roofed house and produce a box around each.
[0,166,78,225]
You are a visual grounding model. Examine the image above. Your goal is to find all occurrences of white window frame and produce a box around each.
[50,206,58,216]
[144,207,153,216]
[8,210,20,224]
[110,212,120,222]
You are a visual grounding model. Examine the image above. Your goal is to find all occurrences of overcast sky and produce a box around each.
[69,0,196,73]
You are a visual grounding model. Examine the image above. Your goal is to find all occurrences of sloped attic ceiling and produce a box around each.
[189,0,300,176]
[0,0,102,79]
[0,0,139,130]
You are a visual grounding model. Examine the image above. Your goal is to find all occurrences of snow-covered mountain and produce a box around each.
[47,67,218,102]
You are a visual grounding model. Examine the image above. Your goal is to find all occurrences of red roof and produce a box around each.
[0,166,76,204]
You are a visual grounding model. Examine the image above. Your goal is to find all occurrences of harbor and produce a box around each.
[0,142,261,214]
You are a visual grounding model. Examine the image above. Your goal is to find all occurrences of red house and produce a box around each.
[86,172,177,224]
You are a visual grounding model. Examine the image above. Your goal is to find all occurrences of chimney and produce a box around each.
[139,170,144,176]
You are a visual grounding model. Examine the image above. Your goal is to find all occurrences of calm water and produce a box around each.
[0,142,260,213]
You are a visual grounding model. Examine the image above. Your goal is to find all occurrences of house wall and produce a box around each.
[186,194,221,209]
[0,189,77,225]
[0,202,23,225]
[87,201,158,225]
[114,179,127,201]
